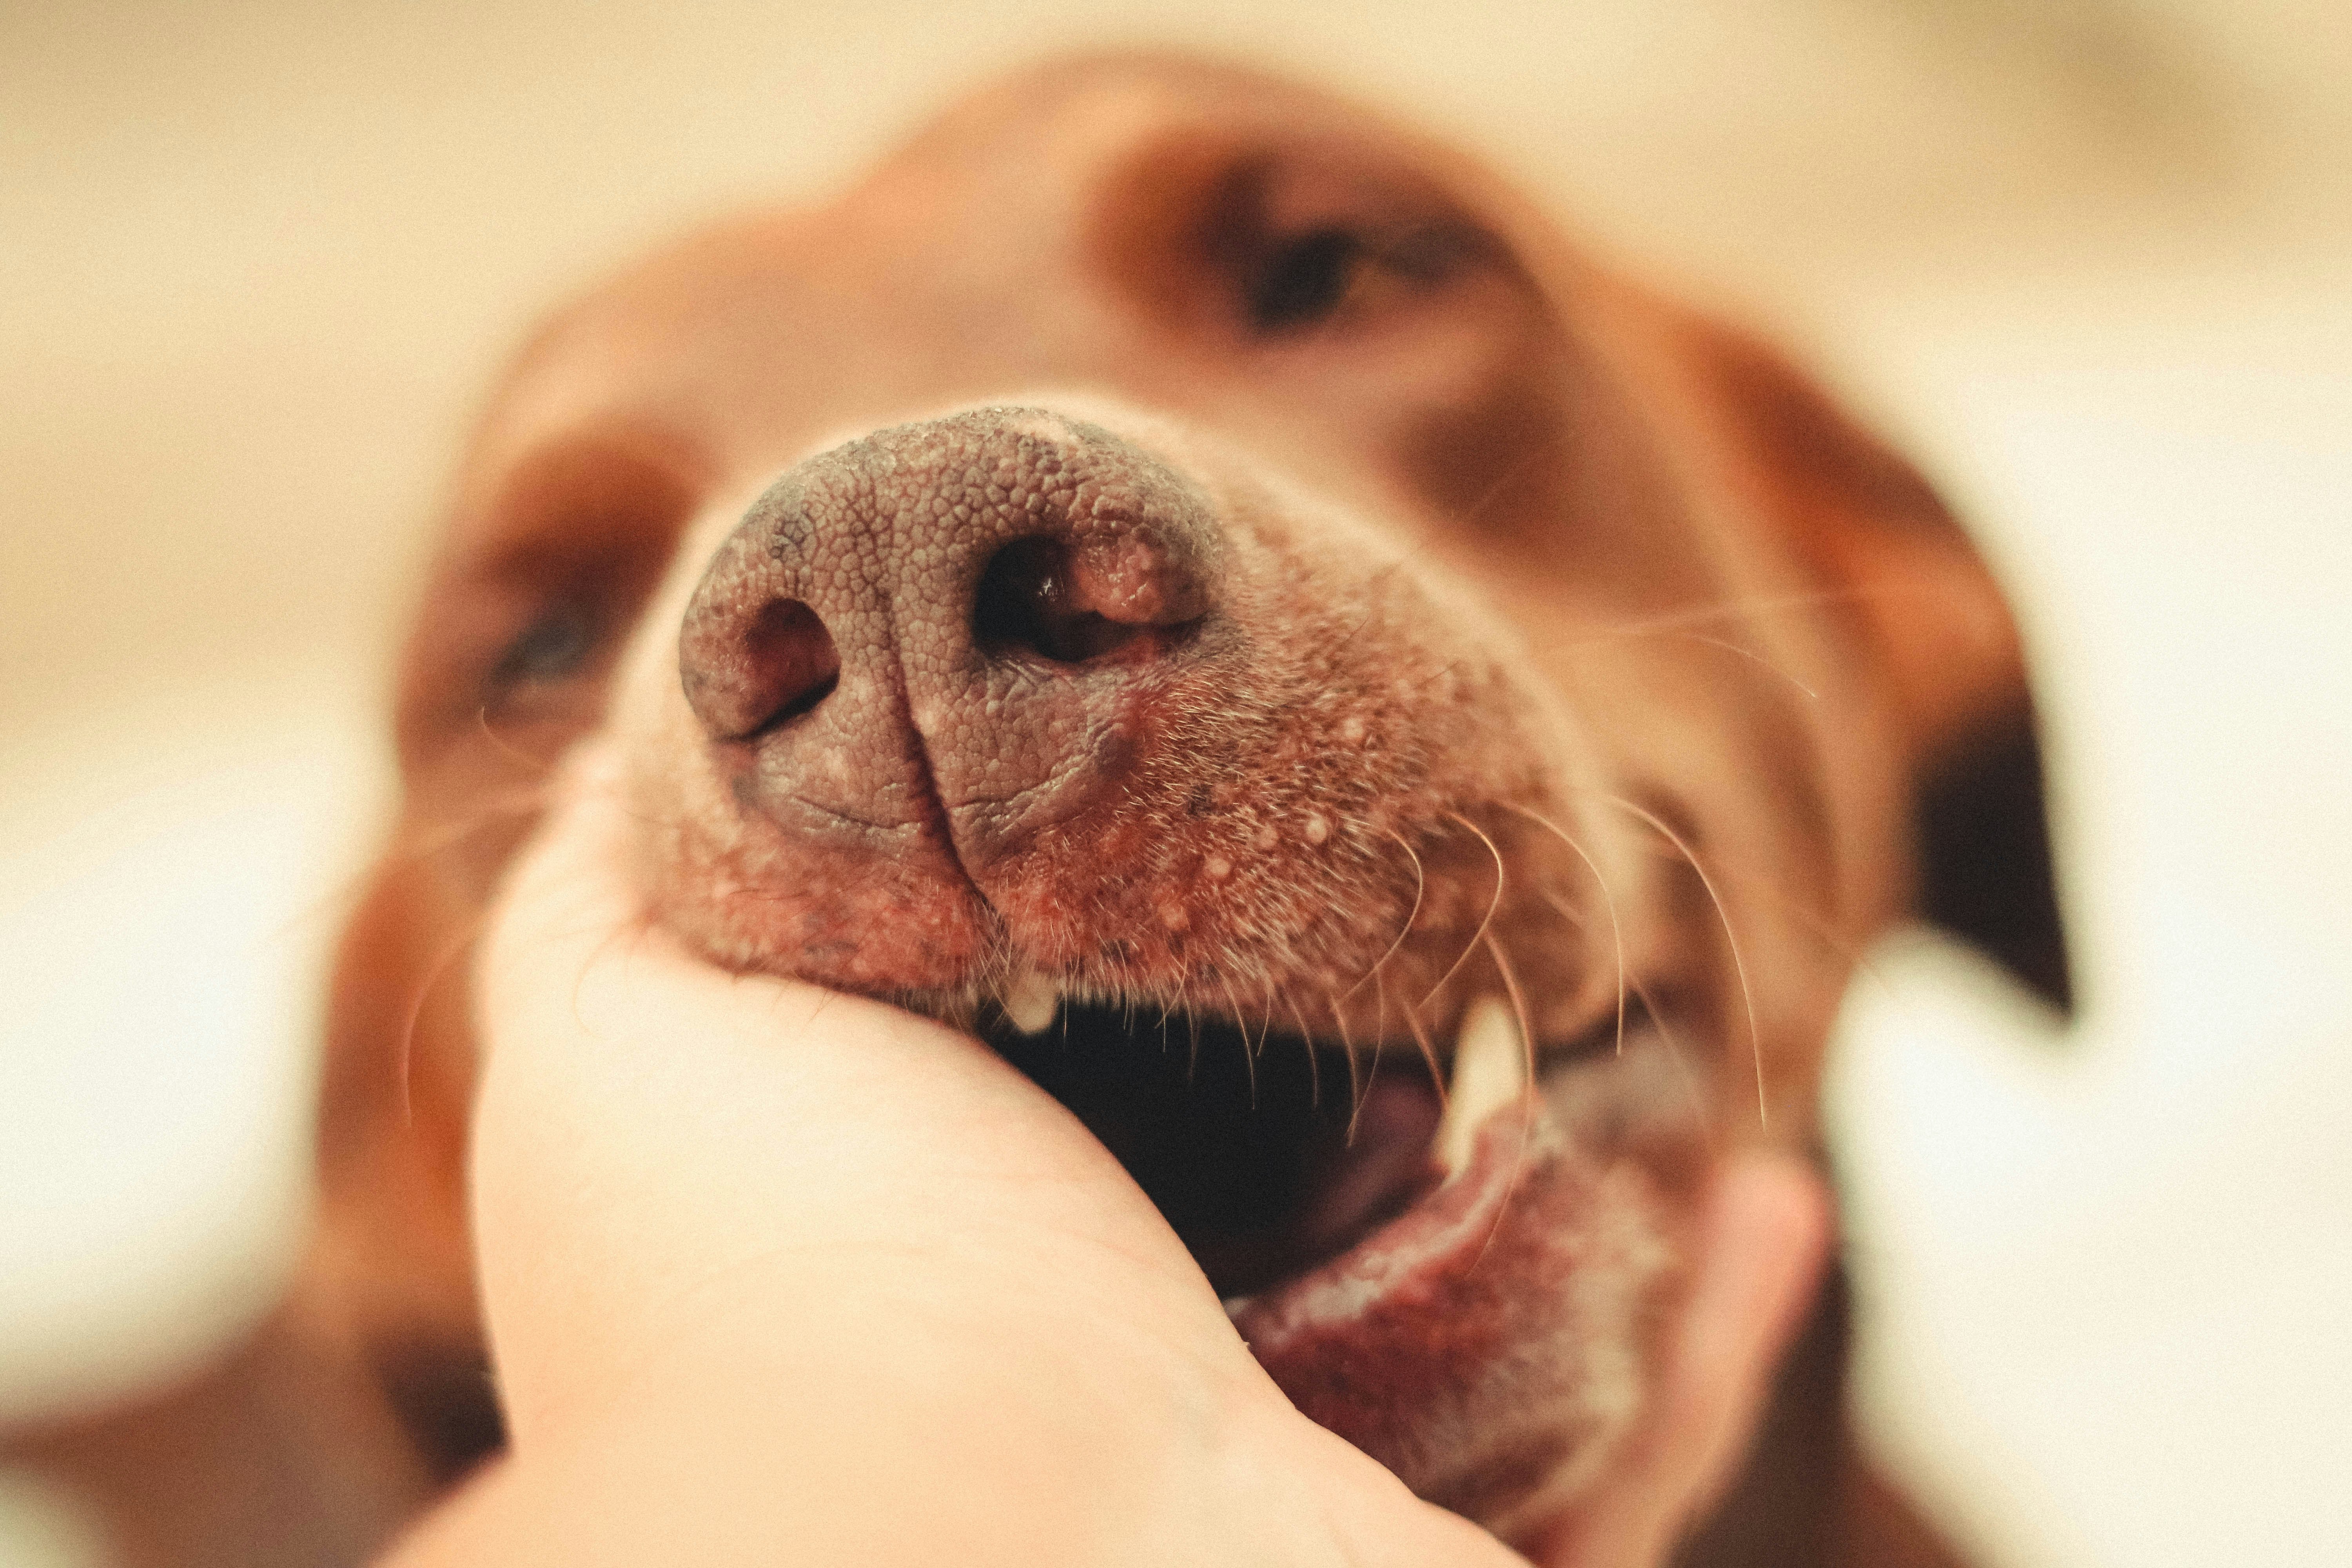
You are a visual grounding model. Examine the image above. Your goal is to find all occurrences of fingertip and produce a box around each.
[1711,1148,1835,1319]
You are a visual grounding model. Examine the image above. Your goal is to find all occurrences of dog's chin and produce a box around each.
[885,961,1710,1537]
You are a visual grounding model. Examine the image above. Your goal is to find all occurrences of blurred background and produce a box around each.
[2,1,2346,1563]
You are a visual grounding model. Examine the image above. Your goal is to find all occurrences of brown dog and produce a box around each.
[23,53,2062,1568]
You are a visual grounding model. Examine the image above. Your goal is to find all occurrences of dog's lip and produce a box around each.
[985,994,1632,1090]
[984,957,1624,1078]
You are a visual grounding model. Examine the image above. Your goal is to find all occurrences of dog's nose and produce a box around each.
[677,407,1226,871]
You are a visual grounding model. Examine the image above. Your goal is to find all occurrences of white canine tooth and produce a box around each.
[1000,963,1058,1036]
[1433,997,1528,1177]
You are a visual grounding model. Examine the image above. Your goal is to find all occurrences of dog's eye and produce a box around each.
[1247,227,1367,332]
[489,603,598,688]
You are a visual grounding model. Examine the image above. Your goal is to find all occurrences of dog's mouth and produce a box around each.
[971,982,1637,1305]
[955,964,1697,1529]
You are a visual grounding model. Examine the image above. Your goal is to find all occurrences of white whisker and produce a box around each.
[1419,811,1506,1015]
[1347,827,1428,998]
[1675,632,1821,703]
[1508,803,1629,1057]
[1328,986,1366,1144]
[1397,967,1446,1110]
[1624,969,1719,1145]
[1285,993,1323,1109]
[1606,795,1766,1129]
[1220,973,1258,1109]
[1563,583,1887,645]
[1470,932,1538,1273]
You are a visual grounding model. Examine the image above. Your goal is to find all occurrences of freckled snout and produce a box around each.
[677,407,1227,881]
[651,399,1555,1014]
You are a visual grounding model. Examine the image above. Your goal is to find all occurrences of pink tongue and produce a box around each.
[1228,1083,1550,1367]
[1287,1073,1445,1267]
[1227,1084,1670,1532]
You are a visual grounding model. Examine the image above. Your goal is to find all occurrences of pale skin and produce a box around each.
[381,752,1830,1568]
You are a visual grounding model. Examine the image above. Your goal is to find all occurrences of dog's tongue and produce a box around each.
[1228,1078,1674,1532]
[1228,1085,1553,1398]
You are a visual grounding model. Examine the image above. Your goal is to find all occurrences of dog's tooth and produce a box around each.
[1433,997,1528,1178]
[1000,963,1058,1036]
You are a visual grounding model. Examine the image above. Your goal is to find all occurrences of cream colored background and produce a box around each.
[3,2,2347,1563]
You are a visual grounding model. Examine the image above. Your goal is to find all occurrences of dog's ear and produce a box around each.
[1686,325,2026,775]
[1687,323,2072,1011]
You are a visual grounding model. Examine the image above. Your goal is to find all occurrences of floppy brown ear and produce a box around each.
[310,857,510,1477]
[1687,324,2071,1011]
[1648,323,2061,1566]
[1688,327,2026,774]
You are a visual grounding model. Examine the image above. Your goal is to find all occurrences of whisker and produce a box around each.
[1508,803,1629,1057]
[1488,936,1537,1107]
[1544,891,1627,1060]
[1675,849,1892,1004]
[1220,973,1257,1110]
[1327,451,1537,651]
[1345,826,1427,999]
[316,790,556,919]
[568,903,657,1039]
[1399,966,1446,1111]
[1328,986,1365,1145]
[471,702,593,775]
[1627,970,1720,1145]
[1555,583,1894,648]
[1453,445,1542,532]
[1469,932,1539,1273]
[391,909,492,1129]
[1285,993,1322,1109]
[1670,632,1822,703]
[390,786,551,860]
[276,789,549,960]
[1324,562,1404,659]
[1605,795,1767,1129]
[1353,1012,1384,1145]
[1418,811,1506,1015]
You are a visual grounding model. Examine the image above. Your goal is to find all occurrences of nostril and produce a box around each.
[975,538,1145,664]
[680,595,840,740]
[974,535,1210,666]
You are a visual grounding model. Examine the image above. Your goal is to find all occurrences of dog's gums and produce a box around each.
[21,51,2053,1568]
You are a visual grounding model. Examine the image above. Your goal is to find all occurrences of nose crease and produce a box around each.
[677,406,1227,892]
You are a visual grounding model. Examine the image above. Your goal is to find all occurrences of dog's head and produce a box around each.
[320,53,2038,1549]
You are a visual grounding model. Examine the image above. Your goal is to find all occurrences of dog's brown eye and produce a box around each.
[490,603,598,689]
[1248,227,1366,332]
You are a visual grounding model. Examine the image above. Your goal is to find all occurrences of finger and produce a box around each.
[468,748,1247,1437]
[1533,1151,1832,1567]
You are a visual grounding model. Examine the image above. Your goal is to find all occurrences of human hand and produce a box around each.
[383,750,1826,1566]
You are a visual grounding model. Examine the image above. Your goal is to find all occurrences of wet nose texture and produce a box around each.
[678,407,1228,890]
